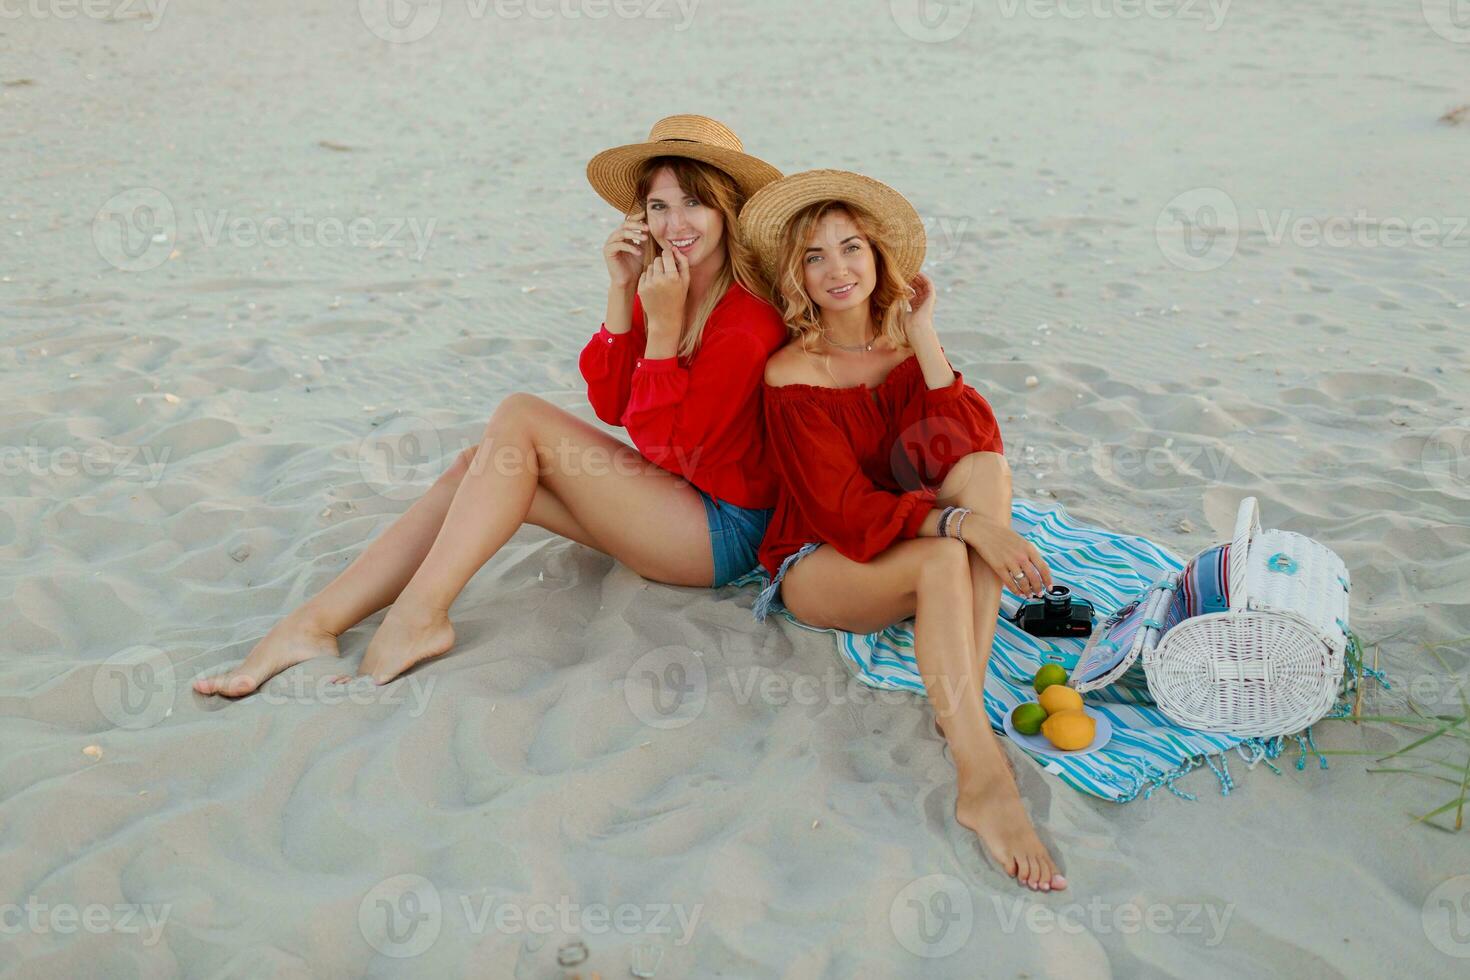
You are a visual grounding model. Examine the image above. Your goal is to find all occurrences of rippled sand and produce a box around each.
[2,2,1468,977]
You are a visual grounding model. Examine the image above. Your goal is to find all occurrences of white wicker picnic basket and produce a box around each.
[1141,497,1352,737]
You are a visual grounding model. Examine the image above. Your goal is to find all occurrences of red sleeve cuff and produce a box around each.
[597,324,635,346]
[922,368,968,401]
[634,356,681,373]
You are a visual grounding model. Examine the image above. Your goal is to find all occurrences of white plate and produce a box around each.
[1001,704,1113,758]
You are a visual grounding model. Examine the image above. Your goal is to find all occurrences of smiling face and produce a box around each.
[644,165,725,270]
[800,208,877,314]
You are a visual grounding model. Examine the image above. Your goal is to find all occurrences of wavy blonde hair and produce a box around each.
[771,200,913,358]
[632,157,764,360]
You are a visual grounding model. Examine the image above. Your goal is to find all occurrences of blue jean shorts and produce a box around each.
[698,489,772,588]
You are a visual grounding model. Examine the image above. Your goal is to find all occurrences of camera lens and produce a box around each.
[1043,585,1070,609]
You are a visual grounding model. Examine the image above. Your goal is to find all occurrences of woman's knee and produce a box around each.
[486,392,551,434]
[940,451,1012,508]
[915,537,972,596]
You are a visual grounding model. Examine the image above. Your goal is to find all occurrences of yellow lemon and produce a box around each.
[1038,684,1083,715]
[1041,709,1096,751]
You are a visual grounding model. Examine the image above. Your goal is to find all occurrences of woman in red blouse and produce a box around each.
[741,170,1068,892]
[196,116,786,697]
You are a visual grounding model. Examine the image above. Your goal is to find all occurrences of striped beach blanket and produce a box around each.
[735,498,1318,803]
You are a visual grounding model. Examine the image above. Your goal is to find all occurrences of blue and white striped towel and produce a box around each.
[734,498,1318,803]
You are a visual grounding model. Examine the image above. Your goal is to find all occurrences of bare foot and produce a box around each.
[955,752,1066,892]
[348,603,455,685]
[194,611,341,697]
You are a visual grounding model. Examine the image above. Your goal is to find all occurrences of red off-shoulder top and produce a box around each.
[758,353,1004,576]
[578,282,788,510]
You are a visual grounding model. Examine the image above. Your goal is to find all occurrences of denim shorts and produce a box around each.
[698,489,773,588]
[752,541,822,622]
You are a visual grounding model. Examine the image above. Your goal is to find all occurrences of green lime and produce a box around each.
[1011,702,1048,736]
[1033,663,1069,694]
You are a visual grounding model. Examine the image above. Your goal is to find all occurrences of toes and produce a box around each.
[223,672,262,697]
[1050,873,1068,891]
[194,669,262,698]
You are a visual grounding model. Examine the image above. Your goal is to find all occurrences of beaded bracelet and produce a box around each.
[946,505,970,543]
[936,506,957,539]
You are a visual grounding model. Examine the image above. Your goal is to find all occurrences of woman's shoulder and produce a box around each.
[762,342,825,388]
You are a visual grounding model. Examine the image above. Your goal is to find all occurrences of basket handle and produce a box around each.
[1228,496,1260,612]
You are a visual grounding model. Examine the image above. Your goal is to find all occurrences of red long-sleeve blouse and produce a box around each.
[758,353,1004,577]
[578,281,788,510]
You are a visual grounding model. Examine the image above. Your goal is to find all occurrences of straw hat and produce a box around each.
[738,169,927,286]
[586,114,782,214]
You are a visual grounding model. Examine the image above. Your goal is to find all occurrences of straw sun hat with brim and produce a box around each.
[738,169,927,287]
[586,115,784,215]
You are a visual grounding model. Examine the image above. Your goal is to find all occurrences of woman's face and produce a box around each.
[800,208,876,314]
[644,167,724,269]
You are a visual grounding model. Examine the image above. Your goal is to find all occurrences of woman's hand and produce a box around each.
[604,209,648,290]
[637,247,690,336]
[961,516,1054,598]
[903,272,938,341]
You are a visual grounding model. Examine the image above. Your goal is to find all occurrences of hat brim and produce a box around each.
[586,142,783,215]
[737,169,926,287]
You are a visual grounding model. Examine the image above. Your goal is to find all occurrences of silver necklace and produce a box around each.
[822,327,876,353]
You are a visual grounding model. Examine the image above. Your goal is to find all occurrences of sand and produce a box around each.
[2,1,1468,976]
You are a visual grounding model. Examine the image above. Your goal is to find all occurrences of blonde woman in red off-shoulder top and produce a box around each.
[196,117,786,696]
[741,170,1068,893]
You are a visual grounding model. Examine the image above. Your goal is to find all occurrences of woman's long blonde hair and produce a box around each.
[771,200,913,358]
[631,156,764,360]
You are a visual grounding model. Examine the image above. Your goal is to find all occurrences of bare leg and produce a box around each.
[354,394,714,683]
[194,410,623,697]
[938,451,1065,890]
[780,453,1065,892]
